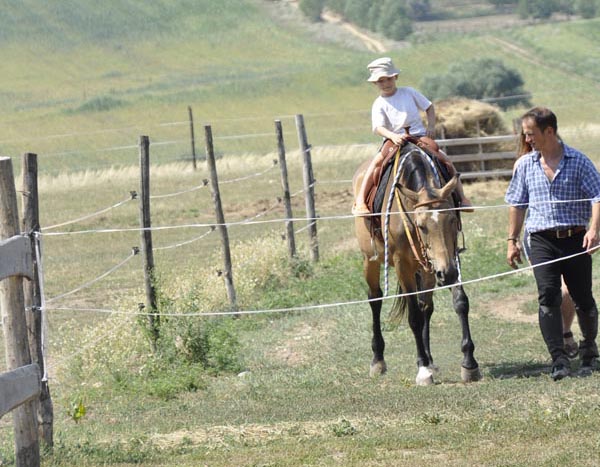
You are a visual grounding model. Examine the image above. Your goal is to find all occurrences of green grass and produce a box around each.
[3,2,600,466]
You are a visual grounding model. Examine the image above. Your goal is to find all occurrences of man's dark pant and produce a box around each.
[530,231,599,363]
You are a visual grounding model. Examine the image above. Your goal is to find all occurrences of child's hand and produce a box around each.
[390,133,407,145]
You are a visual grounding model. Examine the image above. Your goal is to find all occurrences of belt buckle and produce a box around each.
[556,228,572,239]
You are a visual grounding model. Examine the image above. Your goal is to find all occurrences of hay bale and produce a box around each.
[434,97,516,175]
[435,97,509,140]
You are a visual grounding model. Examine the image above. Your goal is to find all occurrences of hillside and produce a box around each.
[3,3,600,466]
[0,0,598,175]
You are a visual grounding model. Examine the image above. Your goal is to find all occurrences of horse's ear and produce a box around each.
[396,183,420,203]
[436,175,459,200]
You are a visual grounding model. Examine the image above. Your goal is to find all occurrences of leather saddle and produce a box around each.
[364,136,455,240]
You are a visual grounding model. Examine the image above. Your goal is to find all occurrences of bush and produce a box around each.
[157,315,242,374]
[517,0,556,19]
[72,95,125,113]
[299,0,325,22]
[576,0,598,18]
[420,58,531,110]
[375,0,413,40]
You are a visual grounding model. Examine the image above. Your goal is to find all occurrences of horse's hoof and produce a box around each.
[369,360,387,377]
[428,364,440,377]
[461,366,482,383]
[416,366,434,386]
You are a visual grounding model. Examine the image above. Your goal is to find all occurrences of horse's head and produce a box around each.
[397,175,460,286]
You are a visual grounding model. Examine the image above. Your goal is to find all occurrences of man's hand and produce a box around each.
[507,241,523,269]
[583,230,600,255]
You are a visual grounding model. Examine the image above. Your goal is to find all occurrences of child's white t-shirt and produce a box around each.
[371,87,432,137]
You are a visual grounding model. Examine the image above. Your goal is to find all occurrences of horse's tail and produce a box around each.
[387,283,407,327]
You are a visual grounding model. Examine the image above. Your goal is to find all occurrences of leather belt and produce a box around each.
[535,226,586,239]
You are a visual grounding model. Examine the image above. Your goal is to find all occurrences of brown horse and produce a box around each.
[353,142,481,385]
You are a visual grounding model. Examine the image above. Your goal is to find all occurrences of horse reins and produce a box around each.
[391,150,452,274]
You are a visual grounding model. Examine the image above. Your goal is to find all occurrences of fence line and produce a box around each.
[38,197,592,238]
[5,91,600,145]
[38,160,277,232]
[220,160,278,184]
[43,243,598,320]
[153,227,216,251]
[42,193,136,231]
[150,181,208,200]
[45,248,140,304]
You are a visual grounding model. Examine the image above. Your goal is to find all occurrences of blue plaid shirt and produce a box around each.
[505,142,600,233]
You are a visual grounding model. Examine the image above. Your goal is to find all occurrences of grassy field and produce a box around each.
[2,1,600,465]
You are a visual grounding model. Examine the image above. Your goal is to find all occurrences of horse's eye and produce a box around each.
[419,224,428,235]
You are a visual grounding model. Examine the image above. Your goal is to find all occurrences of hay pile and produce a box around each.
[433,97,516,174]
[435,97,509,139]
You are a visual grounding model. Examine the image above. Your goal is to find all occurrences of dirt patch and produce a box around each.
[150,417,359,449]
[266,321,331,366]
[320,9,387,53]
[260,0,406,53]
[482,291,537,324]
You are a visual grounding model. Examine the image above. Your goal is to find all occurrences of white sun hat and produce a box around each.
[366,57,401,82]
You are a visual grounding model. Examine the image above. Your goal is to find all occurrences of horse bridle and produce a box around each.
[393,165,457,273]
[395,191,436,273]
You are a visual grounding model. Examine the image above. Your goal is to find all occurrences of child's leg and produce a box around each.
[354,151,385,215]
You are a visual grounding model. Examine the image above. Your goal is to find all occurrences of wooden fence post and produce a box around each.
[188,106,197,170]
[0,156,40,467]
[476,120,485,172]
[139,136,159,350]
[275,120,296,259]
[204,125,237,310]
[294,114,319,262]
[21,152,54,448]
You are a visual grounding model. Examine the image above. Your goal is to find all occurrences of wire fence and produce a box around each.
[6,95,600,176]
[5,111,600,379]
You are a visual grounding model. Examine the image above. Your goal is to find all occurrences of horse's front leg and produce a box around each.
[452,284,481,382]
[406,291,435,385]
[417,273,437,374]
[364,258,386,376]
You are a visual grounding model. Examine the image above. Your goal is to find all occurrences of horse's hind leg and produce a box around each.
[365,259,386,376]
[452,285,481,382]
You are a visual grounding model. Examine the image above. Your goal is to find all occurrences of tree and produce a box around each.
[405,0,432,20]
[324,0,346,15]
[576,0,598,18]
[486,0,518,6]
[556,0,575,16]
[376,0,412,40]
[299,0,325,22]
[420,58,531,110]
[366,1,384,31]
[343,0,371,27]
[517,0,557,19]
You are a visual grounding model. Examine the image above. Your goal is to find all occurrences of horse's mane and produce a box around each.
[398,143,440,196]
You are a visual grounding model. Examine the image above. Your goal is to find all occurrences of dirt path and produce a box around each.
[486,37,546,68]
[320,9,387,53]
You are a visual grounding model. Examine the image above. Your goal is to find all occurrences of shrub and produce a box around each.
[299,0,325,22]
[420,58,531,110]
[576,0,598,18]
[157,314,242,374]
[72,95,125,113]
[376,0,413,40]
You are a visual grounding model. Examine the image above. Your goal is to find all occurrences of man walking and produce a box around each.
[506,107,600,380]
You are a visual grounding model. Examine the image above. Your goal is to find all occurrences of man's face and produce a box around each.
[522,117,548,152]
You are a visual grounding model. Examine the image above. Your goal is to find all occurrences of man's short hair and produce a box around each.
[521,107,558,134]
